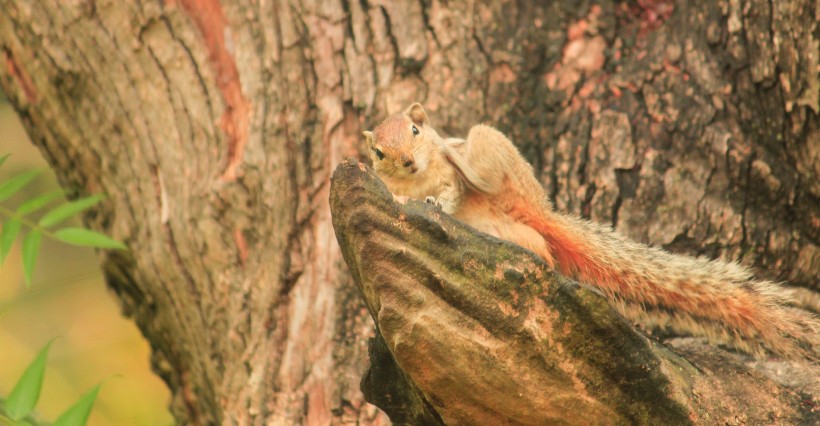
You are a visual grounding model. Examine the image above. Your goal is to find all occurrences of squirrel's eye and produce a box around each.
[374,148,385,160]
[411,125,419,136]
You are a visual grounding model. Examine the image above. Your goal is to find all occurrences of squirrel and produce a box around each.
[363,102,819,361]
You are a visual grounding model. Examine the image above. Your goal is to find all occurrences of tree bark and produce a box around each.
[1,1,382,424]
[0,0,817,424]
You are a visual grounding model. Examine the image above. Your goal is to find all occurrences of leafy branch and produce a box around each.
[0,152,118,424]
[0,341,102,426]
[0,154,127,286]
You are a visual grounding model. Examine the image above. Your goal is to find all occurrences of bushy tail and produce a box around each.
[514,205,819,361]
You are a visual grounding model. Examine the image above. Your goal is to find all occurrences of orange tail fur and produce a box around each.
[510,203,819,361]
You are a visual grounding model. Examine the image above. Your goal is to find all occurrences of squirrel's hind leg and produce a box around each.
[460,125,524,194]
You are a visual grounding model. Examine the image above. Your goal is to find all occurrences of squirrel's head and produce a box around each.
[363,103,438,178]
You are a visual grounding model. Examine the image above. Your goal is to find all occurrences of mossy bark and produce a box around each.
[331,160,817,425]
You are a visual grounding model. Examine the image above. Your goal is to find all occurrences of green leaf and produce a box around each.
[17,190,64,215]
[22,230,41,286]
[54,227,126,250]
[0,170,40,203]
[5,340,54,421]
[1,218,22,265]
[0,153,10,168]
[53,383,102,426]
[38,195,103,228]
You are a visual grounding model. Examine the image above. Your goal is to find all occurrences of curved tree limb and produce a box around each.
[330,160,817,425]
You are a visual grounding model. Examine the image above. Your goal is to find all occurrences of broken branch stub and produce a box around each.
[329,160,814,425]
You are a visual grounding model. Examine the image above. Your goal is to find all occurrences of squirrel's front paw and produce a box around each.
[392,193,410,204]
[425,196,456,214]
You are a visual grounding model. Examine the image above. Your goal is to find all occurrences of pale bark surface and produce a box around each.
[0,0,817,424]
[1,1,381,424]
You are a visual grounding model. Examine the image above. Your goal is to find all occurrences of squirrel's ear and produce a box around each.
[404,103,428,127]
[362,130,374,146]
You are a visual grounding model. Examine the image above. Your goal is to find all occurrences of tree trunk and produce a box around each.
[0,0,816,424]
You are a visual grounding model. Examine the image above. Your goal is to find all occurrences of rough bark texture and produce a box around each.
[0,1,381,424]
[330,160,817,425]
[0,0,817,424]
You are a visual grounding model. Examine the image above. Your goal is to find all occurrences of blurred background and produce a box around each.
[0,91,173,425]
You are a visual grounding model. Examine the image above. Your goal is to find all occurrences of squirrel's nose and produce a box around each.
[401,155,415,168]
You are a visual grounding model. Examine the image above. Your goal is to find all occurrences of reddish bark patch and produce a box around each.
[3,48,37,104]
[542,6,607,101]
[489,64,517,84]
[233,228,249,266]
[634,0,674,27]
[620,0,675,37]
[170,0,250,182]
